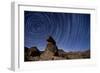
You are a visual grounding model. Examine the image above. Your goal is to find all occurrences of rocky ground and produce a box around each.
[24,36,90,62]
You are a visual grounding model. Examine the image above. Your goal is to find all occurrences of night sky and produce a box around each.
[24,11,90,52]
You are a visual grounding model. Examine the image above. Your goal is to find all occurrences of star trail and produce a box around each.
[24,11,90,51]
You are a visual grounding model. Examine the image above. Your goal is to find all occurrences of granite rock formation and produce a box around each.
[40,36,59,60]
[24,47,40,61]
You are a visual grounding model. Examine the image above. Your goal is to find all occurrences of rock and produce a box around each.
[40,36,59,60]
[24,47,29,61]
[58,49,66,57]
[24,47,29,52]
[47,36,56,45]
[28,56,40,61]
[24,47,41,61]
[45,36,58,55]
[81,49,90,58]
[45,44,58,55]
[40,50,55,60]
[29,47,40,57]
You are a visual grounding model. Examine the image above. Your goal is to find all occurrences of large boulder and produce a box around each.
[25,47,41,61]
[47,36,56,45]
[45,43,58,55]
[40,50,55,60]
[40,36,59,60]
[29,47,40,57]
[45,36,58,55]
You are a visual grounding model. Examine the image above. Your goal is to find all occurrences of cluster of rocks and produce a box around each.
[40,36,65,60]
[24,36,66,61]
[24,36,90,61]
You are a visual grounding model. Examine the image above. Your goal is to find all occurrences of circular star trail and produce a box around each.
[24,11,90,51]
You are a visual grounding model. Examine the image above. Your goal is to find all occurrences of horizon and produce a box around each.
[25,46,90,52]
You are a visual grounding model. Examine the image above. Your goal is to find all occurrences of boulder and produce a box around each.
[29,47,40,57]
[40,36,59,60]
[40,50,55,60]
[47,36,56,45]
